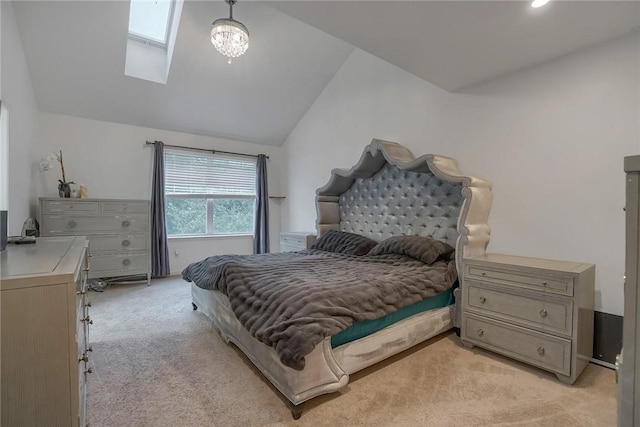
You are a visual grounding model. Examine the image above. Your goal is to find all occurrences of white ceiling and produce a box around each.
[269,0,640,91]
[12,1,353,146]
[12,1,640,146]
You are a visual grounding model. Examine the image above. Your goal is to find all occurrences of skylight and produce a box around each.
[128,0,174,46]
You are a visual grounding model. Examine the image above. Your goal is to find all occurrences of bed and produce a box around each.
[183,139,492,419]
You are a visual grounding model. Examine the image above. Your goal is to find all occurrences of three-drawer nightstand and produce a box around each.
[460,253,595,384]
[280,232,316,252]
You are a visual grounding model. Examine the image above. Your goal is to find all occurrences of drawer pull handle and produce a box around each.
[77,290,86,295]
[481,272,486,276]
[479,296,486,304]
[122,220,131,228]
[122,259,131,266]
[87,346,93,353]
[122,239,131,247]
[79,354,89,363]
[85,367,93,375]
[81,315,93,325]
[477,328,484,337]
[539,309,547,318]
[537,346,545,356]
[86,301,92,308]
[68,220,77,228]
[542,281,547,286]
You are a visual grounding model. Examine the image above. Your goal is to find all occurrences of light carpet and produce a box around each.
[87,276,617,427]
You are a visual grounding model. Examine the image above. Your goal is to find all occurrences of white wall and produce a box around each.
[1,1,40,234]
[37,112,283,274]
[282,33,640,316]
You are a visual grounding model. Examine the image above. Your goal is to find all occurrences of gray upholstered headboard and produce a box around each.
[315,139,493,276]
[339,163,463,248]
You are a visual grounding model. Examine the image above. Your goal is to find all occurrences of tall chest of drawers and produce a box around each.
[1,237,91,427]
[40,198,151,283]
[461,253,595,384]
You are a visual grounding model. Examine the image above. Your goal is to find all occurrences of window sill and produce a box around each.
[168,234,253,241]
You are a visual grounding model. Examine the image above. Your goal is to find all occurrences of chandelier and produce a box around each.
[211,0,249,64]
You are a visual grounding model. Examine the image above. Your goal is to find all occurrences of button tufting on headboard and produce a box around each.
[338,164,463,248]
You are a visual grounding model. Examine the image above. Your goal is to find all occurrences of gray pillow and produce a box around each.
[311,230,378,255]
[367,235,454,264]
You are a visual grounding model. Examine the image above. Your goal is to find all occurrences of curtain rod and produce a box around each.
[144,141,269,160]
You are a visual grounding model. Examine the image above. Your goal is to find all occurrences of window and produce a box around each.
[164,149,256,236]
[128,0,175,48]
[125,0,184,84]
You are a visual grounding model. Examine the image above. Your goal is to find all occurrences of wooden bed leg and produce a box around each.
[192,302,198,311]
[291,402,305,420]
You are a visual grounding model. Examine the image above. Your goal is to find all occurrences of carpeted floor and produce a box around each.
[86,276,617,427]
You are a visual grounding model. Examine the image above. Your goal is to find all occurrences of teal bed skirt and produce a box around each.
[331,287,454,348]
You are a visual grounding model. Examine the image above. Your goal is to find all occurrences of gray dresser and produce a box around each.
[280,232,316,252]
[39,198,151,283]
[461,253,595,384]
[621,156,640,426]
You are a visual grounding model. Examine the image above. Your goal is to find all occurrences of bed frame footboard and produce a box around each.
[191,283,452,415]
[192,284,349,406]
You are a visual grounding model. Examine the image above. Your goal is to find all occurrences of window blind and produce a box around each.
[164,150,256,196]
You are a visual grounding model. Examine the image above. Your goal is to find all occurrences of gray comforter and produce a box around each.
[182,250,457,370]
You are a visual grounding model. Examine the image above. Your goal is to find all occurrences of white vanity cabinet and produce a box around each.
[1,237,91,427]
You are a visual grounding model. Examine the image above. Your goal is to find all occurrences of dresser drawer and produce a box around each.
[463,314,571,376]
[465,282,573,336]
[42,214,149,236]
[465,264,573,296]
[42,200,99,214]
[89,234,149,253]
[90,252,149,274]
[281,242,303,252]
[101,201,149,214]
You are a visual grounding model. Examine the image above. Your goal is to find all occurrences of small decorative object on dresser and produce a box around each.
[39,150,75,198]
[280,231,316,252]
[1,237,91,427]
[39,197,151,284]
[461,253,595,384]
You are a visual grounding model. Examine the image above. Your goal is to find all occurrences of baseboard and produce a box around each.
[589,358,616,370]
[593,310,623,365]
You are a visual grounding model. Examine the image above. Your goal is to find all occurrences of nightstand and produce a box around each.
[460,253,595,384]
[280,232,316,252]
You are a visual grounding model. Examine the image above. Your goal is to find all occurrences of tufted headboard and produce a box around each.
[315,139,493,277]
[338,164,463,248]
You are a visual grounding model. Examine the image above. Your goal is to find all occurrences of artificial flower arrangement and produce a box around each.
[40,150,75,197]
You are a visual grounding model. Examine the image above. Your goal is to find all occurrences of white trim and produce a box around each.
[168,233,253,240]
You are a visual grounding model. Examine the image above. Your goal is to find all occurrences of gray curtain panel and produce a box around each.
[151,141,170,276]
[253,154,269,254]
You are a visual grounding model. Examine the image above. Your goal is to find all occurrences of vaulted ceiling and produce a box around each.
[12,1,640,146]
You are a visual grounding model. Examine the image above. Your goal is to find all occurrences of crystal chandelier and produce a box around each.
[211,0,249,64]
